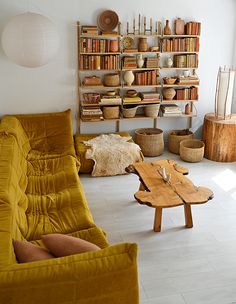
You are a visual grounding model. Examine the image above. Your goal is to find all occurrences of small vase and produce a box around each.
[138,37,148,52]
[163,87,176,100]
[137,54,144,68]
[185,103,191,115]
[166,56,173,68]
[164,20,171,35]
[124,70,135,86]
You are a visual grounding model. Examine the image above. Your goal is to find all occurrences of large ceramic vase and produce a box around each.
[124,70,135,86]
[163,87,176,100]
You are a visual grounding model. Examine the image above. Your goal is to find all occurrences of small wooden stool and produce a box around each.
[127,160,213,232]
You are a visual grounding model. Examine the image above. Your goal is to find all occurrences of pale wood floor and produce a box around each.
[81,152,236,304]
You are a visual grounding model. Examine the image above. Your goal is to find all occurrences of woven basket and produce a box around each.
[122,105,139,118]
[179,139,205,163]
[144,104,160,117]
[103,106,120,119]
[135,128,164,157]
[168,129,194,154]
[104,73,120,87]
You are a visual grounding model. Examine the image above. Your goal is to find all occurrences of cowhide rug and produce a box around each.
[83,134,142,177]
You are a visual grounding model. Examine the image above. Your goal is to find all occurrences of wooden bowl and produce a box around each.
[107,90,116,96]
[163,77,177,85]
[127,90,137,97]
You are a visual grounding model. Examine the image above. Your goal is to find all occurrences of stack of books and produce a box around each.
[176,76,199,85]
[173,54,198,68]
[123,56,137,69]
[81,26,98,36]
[146,57,160,68]
[81,107,103,121]
[123,48,138,53]
[123,96,142,103]
[99,95,122,105]
[140,92,161,103]
[160,104,182,117]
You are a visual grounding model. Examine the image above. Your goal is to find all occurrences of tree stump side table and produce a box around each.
[203,113,236,162]
[126,160,213,232]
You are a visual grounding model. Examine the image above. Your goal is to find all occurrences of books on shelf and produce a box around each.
[80,55,120,70]
[160,104,182,116]
[80,38,119,53]
[99,95,122,105]
[162,37,200,52]
[134,70,158,85]
[176,87,198,100]
[176,76,199,85]
[81,107,103,120]
[146,57,160,68]
[185,22,201,36]
[141,92,161,102]
[173,54,198,68]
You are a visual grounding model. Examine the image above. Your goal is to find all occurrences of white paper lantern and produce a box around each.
[1,12,60,67]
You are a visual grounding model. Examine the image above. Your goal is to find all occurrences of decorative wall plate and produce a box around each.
[122,36,134,49]
[97,10,119,31]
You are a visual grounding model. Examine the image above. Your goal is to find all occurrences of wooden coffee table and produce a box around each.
[126,160,213,232]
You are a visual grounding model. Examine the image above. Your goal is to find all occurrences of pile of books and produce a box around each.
[185,22,201,35]
[176,76,199,85]
[80,39,118,53]
[176,87,198,100]
[123,96,142,103]
[99,95,122,105]
[123,56,137,69]
[81,107,103,121]
[173,54,198,68]
[146,57,160,68]
[123,48,138,53]
[162,37,200,52]
[160,104,182,117]
[80,55,120,70]
[140,92,161,103]
[135,70,158,85]
[81,26,98,36]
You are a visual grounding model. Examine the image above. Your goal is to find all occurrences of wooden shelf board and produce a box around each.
[81,118,120,122]
[122,34,161,38]
[80,52,121,55]
[79,69,121,72]
[162,84,199,87]
[160,113,197,118]
[122,51,160,55]
[80,35,121,38]
[161,67,198,70]
[162,99,198,103]
[122,68,160,71]
[121,114,158,120]
[123,85,162,88]
[81,85,122,89]
[123,101,161,105]
[162,35,200,38]
[161,51,198,54]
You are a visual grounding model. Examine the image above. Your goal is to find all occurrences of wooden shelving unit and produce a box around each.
[77,19,201,132]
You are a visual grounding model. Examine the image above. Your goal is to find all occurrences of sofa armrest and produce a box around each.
[0,243,139,304]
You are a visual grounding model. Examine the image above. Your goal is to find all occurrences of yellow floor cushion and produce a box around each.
[74,132,140,173]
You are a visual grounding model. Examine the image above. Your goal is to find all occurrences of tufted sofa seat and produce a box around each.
[0,110,139,304]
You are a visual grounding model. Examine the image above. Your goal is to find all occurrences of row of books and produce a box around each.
[81,26,99,36]
[176,76,199,85]
[80,55,120,70]
[173,54,198,68]
[185,22,201,36]
[134,70,158,85]
[162,38,200,52]
[175,87,198,100]
[80,38,119,53]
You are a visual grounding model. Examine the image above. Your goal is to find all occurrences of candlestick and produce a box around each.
[150,17,152,34]
[138,14,141,34]
[127,22,129,34]
[144,16,146,34]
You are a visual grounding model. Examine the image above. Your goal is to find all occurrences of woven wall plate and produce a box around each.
[122,36,134,49]
[98,10,119,31]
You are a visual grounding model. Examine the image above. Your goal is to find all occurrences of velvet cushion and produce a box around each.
[42,234,100,257]
[13,240,54,263]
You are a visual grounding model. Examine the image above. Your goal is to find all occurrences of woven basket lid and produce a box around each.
[98,10,119,31]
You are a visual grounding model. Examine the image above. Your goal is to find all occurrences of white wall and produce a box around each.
[0,0,235,135]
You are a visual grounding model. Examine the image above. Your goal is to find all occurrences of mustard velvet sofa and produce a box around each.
[0,110,139,304]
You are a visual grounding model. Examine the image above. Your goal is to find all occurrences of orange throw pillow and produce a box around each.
[42,234,100,257]
[13,240,54,263]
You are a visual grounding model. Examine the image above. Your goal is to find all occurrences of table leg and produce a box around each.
[153,207,162,232]
[184,204,193,228]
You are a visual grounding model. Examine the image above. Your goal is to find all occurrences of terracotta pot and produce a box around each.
[138,37,147,52]
[163,87,176,100]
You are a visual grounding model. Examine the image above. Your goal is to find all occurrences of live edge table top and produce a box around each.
[126,160,214,232]
[127,159,213,208]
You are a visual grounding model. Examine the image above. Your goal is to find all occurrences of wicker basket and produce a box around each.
[104,73,120,87]
[135,128,164,157]
[168,129,194,154]
[122,105,139,118]
[103,106,120,119]
[179,139,205,163]
[144,104,160,117]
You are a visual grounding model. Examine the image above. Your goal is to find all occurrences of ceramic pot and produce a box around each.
[137,54,144,68]
[163,87,176,100]
[138,37,147,52]
[175,18,185,35]
[110,40,119,52]
[164,20,171,35]
[185,103,191,115]
[124,70,135,86]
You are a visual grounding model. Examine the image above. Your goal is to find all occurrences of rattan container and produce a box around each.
[103,106,120,119]
[144,104,160,117]
[122,105,138,118]
[104,73,120,87]
[179,139,205,163]
[135,128,164,157]
[168,129,194,154]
